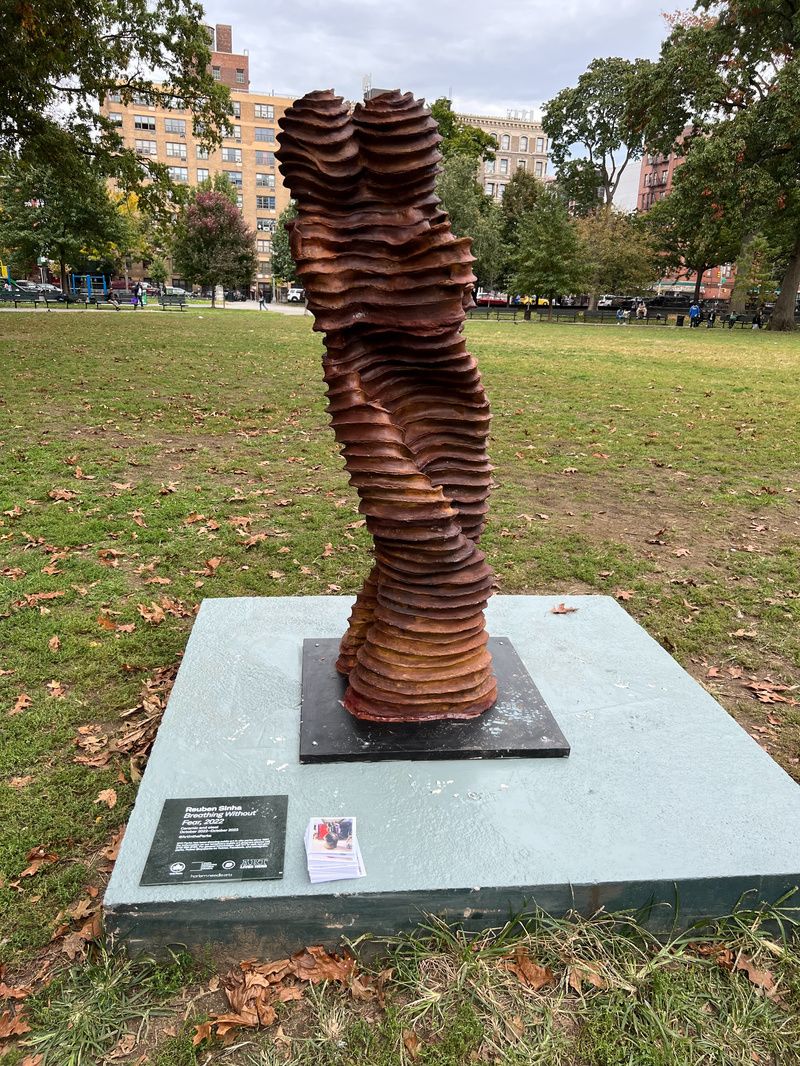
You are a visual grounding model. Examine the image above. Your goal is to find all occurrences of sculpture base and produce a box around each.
[104,596,800,961]
[300,637,569,763]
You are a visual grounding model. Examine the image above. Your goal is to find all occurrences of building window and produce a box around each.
[258,260,270,275]
[536,136,544,153]
[221,147,242,163]
[226,124,241,140]
[499,158,508,175]
[235,68,245,84]
[662,169,668,183]
[167,166,189,183]
[166,142,187,159]
[132,92,150,106]
[519,136,528,152]
[255,150,275,166]
[212,66,221,80]
[196,145,209,159]
[517,159,526,170]
[535,160,543,177]
[257,239,272,254]
[107,90,122,103]
[166,95,184,110]
[256,195,276,210]
[255,127,275,142]
[108,112,123,126]
[134,139,157,156]
[224,170,243,187]
[257,218,276,232]
[500,134,510,150]
[230,100,241,118]
[498,184,507,198]
[197,168,209,183]
[254,104,274,120]
[165,118,186,135]
[485,183,494,195]
[256,173,275,188]
[485,159,495,174]
[134,115,156,131]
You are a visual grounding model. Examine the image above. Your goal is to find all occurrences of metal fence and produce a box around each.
[466,307,780,329]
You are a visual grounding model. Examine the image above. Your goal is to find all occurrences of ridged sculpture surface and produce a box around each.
[276,89,497,723]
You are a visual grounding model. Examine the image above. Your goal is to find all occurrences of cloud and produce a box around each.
[201,0,668,111]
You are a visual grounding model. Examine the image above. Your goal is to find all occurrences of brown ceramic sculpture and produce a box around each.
[276,89,497,723]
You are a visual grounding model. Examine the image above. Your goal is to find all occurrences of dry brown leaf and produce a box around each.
[19,848,58,878]
[2,567,26,580]
[107,1032,137,1059]
[402,1029,421,1059]
[0,1010,31,1038]
[21,1054,43,1066]
[322,543,334,558]
[15,590,64,610]
[8,776,33,790]
[268,570,285,580]
[551,602,578,615]
[734,954,776,994]
[97,614,117,630]
[46,680,66,699]
[96,788,118,809]
[48,488,77,501]
[504,948,554,990]
[100,825,126,862]
[159,482,178,495]
[616,589,635,601]
[0,982,33,1000]
[48,635,60,652]
[9,694,31,716]
[143,576,171,585]
[137,602,166,625]
[98,548,125,567]
[192,1021,213,1046]
[184,512,206,525]
[672,548,691,557]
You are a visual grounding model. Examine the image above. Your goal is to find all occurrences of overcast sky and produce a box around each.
[200,0,669,115]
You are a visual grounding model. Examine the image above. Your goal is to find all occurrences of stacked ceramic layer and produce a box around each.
[276,89,496,722]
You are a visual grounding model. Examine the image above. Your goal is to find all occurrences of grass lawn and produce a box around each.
[1,311,799,1064]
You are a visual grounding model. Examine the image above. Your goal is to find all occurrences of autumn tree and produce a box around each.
[510,189,588,314]
[436,155,505,290]
[430,99,497,164]
[542,57,654,210]
[640,1,800,329]
[577,210,659,309]
[0,154,125,289]
[0,0,230,208]
[172,186,257,306]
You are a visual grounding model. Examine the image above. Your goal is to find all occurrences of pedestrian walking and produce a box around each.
[706,309,716,328]
[751,308,763,330]
[689,302,700,327]
[616,308,624,326]
[131,281,142,309]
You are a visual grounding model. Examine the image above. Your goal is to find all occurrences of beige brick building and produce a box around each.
[101,24,293,287]
[455,111,549,200]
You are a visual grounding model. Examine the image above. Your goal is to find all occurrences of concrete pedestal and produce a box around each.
[104,596,800,959]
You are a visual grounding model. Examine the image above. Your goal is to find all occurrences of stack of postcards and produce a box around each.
[304,817,366,883]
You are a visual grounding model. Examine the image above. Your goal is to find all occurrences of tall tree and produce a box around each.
[429,99,497,164]
[436,155,505,290]
[542,57,654,210]
[271,203,298,283]
[510,189,588,314]
[172,185,257,306]
[640,1,800,329]
[0,154,125,289]
[0,1,230,207]
[577,209,659,309]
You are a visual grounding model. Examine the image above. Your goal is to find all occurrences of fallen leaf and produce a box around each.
[73,466,95,480]
[97,614,117,630]
[183,512,205,525]
[734,954,776,995]
[192,1021,213,1047]
[95,788,118,809]
[98,548,125,567]
[1,567,25,580]
[9,693,32,716]
[268,571,285,580]
[48,635,60,652]
[551,602,578,615]
[46,680,66,699]
[143,576,171,585]
[0,1010,31,1038]
[567,964,607,995]
[128,509,146,527]
[14,591,64,610]
[21,1054,43,1065]
[504,948,554,990]
[672,548,691,557]
[137,601,166,625]
[48,488,77,501]
[19,847,58,878]
[402,1029,421,1059]
[159,482,178,495]
[322,543,334,558]
[243,532,268,548]
[616,589,635,601]
[0,982,33,1000]
[107,1032,137,1059]
[8,776,33,789]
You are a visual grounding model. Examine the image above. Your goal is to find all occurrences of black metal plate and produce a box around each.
[299,638,570,763]
[140,795,287,886]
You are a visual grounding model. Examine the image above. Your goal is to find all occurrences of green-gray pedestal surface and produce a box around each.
[104,596,800,959]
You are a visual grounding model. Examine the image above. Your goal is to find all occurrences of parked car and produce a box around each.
[224,289,247,301]
[164,286,188,296]
[645,294,692,310]
[286,286,306,303]
[474,289,508,307]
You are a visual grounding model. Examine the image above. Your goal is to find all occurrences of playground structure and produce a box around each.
[68,274,109,300]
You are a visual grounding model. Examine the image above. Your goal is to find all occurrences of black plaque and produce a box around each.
[140,795,287,886]
[300,638,570,763]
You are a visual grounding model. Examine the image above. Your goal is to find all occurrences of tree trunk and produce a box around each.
[693,267,705,306]
[210,286,216,308]
[59,255,66,294]
[588,292,599,311]
[730,233,757,315]
[770,233,800,331]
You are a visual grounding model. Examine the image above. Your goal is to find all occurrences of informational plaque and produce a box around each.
[140,795,288,886]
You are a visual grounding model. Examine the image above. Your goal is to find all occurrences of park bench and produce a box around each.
[159,293,186,311]
[0,289,41,309]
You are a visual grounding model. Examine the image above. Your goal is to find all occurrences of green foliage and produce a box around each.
[731,234,782,312]
[172,184,257,300]
[196,172,239,206]
[542,57,653,208]
[271,202,299,283]
[0,152,126,286]
[577,209,659,305]
[148,255,169,287]
[0,0,231,209]
[510,189,588,301]
[644,135,747,303]
[429,98,497,164]
[436,155,505,289]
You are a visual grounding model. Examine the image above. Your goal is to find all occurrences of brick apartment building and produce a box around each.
[103,25,550,287]
[101,24,292,288]
[458,111,548,201]
[637,142,735,302]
